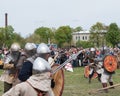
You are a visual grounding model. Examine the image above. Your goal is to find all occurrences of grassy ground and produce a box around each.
[0,67,120,96]
[0,70,4,95]
[63,67,120,96]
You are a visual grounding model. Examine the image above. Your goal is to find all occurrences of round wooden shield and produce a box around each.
[103,55,117,73]
[84,66,98,79]
[51,64,64,96]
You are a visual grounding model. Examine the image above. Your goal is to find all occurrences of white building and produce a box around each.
[72,31,90,44]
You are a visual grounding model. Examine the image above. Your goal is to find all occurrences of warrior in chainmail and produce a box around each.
[18,43,37,82]
[3,57,53,96]
[0,43,21,93]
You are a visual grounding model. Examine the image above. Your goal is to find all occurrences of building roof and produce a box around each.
[72,31,90,35]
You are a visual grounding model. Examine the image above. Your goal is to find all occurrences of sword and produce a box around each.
[51,50,82,75]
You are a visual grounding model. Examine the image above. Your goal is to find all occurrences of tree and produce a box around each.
[5,25,15,47]
[34,27,54,43]
[0,27,5,47]
[25,33,41,44]
[76,40,94,48]
[55,26,72,47]
[11,33,25,48]
[0,25,25,48]
[106,23,120,47]
[0,26,15,47]
[72,26,83,32]
[89,22,107,47]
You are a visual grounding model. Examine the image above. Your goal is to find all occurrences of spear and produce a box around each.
[89,83,120,94]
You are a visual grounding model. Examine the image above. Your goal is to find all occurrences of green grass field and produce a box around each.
[63,67,120,96]
[0,69,4,95]
[0,67,120,96]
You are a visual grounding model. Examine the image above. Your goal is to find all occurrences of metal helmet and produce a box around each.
[37,43,50,54]
[11,43,21,51]
[32,43,37,49]
[25,43,37,51]
[33,57,51,73]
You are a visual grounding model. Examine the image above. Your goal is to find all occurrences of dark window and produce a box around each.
[76,36,77,40]
[83,36,84,40]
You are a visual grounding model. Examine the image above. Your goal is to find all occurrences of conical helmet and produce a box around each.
[25,43,37,51]
[11,43,21,51]
[37,43,50,54]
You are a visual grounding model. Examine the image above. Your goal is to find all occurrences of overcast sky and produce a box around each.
[0,0,120,37]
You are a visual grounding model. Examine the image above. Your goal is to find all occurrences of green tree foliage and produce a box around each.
[0,26,14,47]
[50,27,57,44]
[11,33,25,48]
[25,33,41,44]
[72,26,83,32]
[5,25,14,39]
[89,22,107,47]
[55,26,72,47]
[5,26,15,47]
[0,26,25,48]
[76,40,94,48]
[106,23,120,47]
[0,27,5,47]
[34,27,54,43]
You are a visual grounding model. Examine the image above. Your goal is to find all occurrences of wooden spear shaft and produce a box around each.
[89,83,120,94]
[97,83,120,91]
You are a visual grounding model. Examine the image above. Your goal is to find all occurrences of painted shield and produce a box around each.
[51,64,64,96]
[84,66,98,79]
[103,55,117,73]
